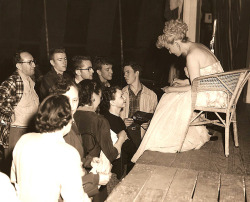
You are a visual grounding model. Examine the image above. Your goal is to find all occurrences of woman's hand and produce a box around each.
[172,78,189,86]
[161,86,172,93]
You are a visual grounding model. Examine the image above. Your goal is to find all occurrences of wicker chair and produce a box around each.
[180,69,250,157]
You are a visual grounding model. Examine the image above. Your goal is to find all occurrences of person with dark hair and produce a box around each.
[101,86,137,178]
[120,61,158,139]
[50,79,111,198]
[93,56,113,88]
[0,50,39,169]
[132,19,224,162]
[74,80,127,201]
[71,56,94,84]
[10,95,90,202]
[75,80,126,162]
[39,48,72,100]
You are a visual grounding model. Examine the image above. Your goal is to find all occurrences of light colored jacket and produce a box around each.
[120,84,158,137]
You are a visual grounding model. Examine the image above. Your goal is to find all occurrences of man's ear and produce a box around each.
[16,63,21,70]
[50,59,54,67]
[135,70,140,78]
[110,100,115,106]
[75,69,81,76]
[97,69,101,76]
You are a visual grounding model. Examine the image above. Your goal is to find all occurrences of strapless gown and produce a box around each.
[132,62,224,162]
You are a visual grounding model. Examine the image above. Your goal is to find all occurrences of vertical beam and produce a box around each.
[183,0,198,42]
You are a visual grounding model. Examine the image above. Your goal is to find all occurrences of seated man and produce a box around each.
[11,95,90,202]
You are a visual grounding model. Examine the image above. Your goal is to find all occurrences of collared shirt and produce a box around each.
[128,86,142,118]
[11,70,39,127]
[0,71,25,147]
[120,84,158,137]
[11,132,90,202]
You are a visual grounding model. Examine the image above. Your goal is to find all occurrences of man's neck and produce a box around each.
[99,76,110,87]
[109,106,121,117]
[53,67,64,75]
[75,76,83,84]
[129,80,142,95]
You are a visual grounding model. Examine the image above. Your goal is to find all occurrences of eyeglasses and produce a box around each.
[78,67,93,71]
[18,60,36,66]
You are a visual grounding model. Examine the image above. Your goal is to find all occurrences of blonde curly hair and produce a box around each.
[156,19,188,48]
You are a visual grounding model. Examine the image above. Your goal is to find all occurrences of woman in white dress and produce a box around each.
[132,19,224,162]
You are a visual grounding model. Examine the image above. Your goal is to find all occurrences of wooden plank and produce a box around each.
[163,168,198,202]
[106,164,153,201]
[135,166,177,202]
[189,150,211,172]
[170,151,192,169]
[219,173,245,202]
[192,171,220,202]
[137,150,177,167]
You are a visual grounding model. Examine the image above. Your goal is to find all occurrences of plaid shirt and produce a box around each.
[128,86,142,118]
[0,71,23,147]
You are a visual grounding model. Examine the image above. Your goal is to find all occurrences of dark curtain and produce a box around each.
[213,0,250,71]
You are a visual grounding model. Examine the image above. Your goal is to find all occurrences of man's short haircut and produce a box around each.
[78,79,102,106]
[35,94,72,133]
[49,78,79,95]
[93,56,113,71]
[13,50,29,65]
[71,55,91,73]
[101,86,121,112]
[49,48,66,60]
[123,61,143,75]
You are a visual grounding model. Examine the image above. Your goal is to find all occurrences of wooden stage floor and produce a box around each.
[107,102,250,201]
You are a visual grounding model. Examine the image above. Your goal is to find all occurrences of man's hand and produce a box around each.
[124,118,133,127]
[98,173,112,185]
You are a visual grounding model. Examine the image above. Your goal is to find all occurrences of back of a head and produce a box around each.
[78,79,102,106]
[35,94,72,133]
[49,78,78,96]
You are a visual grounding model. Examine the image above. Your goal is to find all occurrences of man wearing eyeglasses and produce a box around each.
[71,55,94,84]
[39,48,72,100]
[0,50,39,164]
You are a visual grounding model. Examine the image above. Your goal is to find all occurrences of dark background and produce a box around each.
[0,0,249,95]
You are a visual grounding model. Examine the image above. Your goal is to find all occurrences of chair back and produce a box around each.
[191,69,250,111]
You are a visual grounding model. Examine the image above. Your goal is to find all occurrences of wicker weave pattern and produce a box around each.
[195,72,241,95]
[185,69,250,157]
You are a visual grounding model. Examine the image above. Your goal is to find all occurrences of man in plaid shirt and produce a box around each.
[0,50,39,162]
